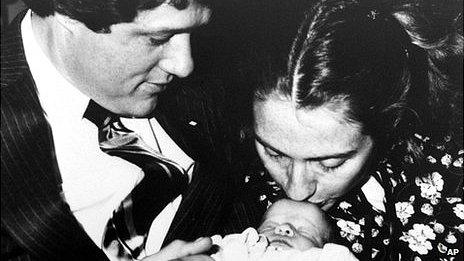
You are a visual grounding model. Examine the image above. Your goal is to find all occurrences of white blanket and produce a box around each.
[210,228,358,261]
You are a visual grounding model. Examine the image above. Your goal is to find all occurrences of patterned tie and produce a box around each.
[83,100,189,259]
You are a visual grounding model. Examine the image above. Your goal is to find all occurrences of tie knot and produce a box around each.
[83,100,115,128]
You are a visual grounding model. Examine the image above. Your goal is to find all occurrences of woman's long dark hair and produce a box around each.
[255,0,463,162]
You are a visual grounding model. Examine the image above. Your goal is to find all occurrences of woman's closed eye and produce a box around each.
[265,148,288,161]
[318,158,346,172]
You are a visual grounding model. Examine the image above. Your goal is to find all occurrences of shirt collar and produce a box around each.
[22,9,90,121]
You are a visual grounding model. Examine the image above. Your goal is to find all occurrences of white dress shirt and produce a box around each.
[21,10,195,258]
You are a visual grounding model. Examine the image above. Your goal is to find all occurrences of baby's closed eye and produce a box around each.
[258,226,274,233]
[258,222,277,234]
[297,229,312,237]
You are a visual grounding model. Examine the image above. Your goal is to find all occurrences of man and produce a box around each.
[1,0,248,260]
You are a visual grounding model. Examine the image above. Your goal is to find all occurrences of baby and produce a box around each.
[258,198,332,251]
[211,199,357,261]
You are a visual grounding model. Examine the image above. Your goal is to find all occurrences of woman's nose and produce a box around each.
[274,224,294,237]
[286,160,316,201]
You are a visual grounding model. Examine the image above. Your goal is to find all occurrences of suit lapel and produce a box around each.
[155,85,220,161]
[163,162,231,243]
[156,84,232,244]
[152,106,196,159]
[1,12,107,260]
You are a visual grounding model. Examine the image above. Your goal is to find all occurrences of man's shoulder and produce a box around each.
[1,10,30,90]
[1,14,42,142]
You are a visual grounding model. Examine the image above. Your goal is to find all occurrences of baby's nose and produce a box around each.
[274,224,294,237]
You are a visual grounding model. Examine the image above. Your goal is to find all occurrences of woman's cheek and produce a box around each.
[266,162,288,186]
[328,170,364,197]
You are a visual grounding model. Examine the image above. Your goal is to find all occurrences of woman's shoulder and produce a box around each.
[385,131,462,188]
[329,130,463,260]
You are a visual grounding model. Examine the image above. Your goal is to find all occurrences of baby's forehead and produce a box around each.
[268,200,321,214]
[264,200,324,221]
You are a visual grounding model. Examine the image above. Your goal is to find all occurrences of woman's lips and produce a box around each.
[307,200,326,207]
[308,198,335,208]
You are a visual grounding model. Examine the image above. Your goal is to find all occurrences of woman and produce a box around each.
[239,0,463,260]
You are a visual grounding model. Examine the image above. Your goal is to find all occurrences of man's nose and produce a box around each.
[274,224,294,237]
[285,160,316,201]
[158,33,194,78]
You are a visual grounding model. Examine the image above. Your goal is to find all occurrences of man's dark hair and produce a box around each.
[23,0,212,32]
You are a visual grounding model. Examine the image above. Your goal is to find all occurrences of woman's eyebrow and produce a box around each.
[255,134,357,161]
[255,135,287,156]
[308,150,357,161]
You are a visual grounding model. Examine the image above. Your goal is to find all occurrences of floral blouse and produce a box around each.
[243,132,463,261]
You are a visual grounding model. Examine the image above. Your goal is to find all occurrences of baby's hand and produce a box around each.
[210,228,270,261]
[248,233,268,260]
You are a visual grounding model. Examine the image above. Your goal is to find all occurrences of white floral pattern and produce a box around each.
[351,242,363,253]
[415,172,443,205]
[426,156,437,164]
[444,232,457,244]
[456,224,464,233]
[339,201,352,210]
[374,215,384,227]
[396,201,415,225]
[337,219,361,242]
[433,223,445,234]
[441,154,452,167]
[420,203,434,216]
[400,224,436,255]
[453,204,464,220]
[453,157,463,167]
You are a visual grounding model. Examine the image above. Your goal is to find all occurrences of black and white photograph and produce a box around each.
[1,0,462,260]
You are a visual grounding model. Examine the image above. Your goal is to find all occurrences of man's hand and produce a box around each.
[142,237,214,261]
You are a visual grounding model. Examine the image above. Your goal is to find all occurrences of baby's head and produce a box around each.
[258,199,333,251]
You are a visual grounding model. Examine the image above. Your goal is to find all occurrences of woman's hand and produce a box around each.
[142,237,214,261]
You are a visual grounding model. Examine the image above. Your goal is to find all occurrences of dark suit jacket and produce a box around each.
[1,11,259,261]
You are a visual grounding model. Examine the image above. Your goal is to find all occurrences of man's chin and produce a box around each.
[120,98,159,118]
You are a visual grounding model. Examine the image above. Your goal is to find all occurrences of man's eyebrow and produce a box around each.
[134,23,208,36]
[254,134,357,161]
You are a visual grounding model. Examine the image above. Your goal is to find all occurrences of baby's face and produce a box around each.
[258,199,331,251]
